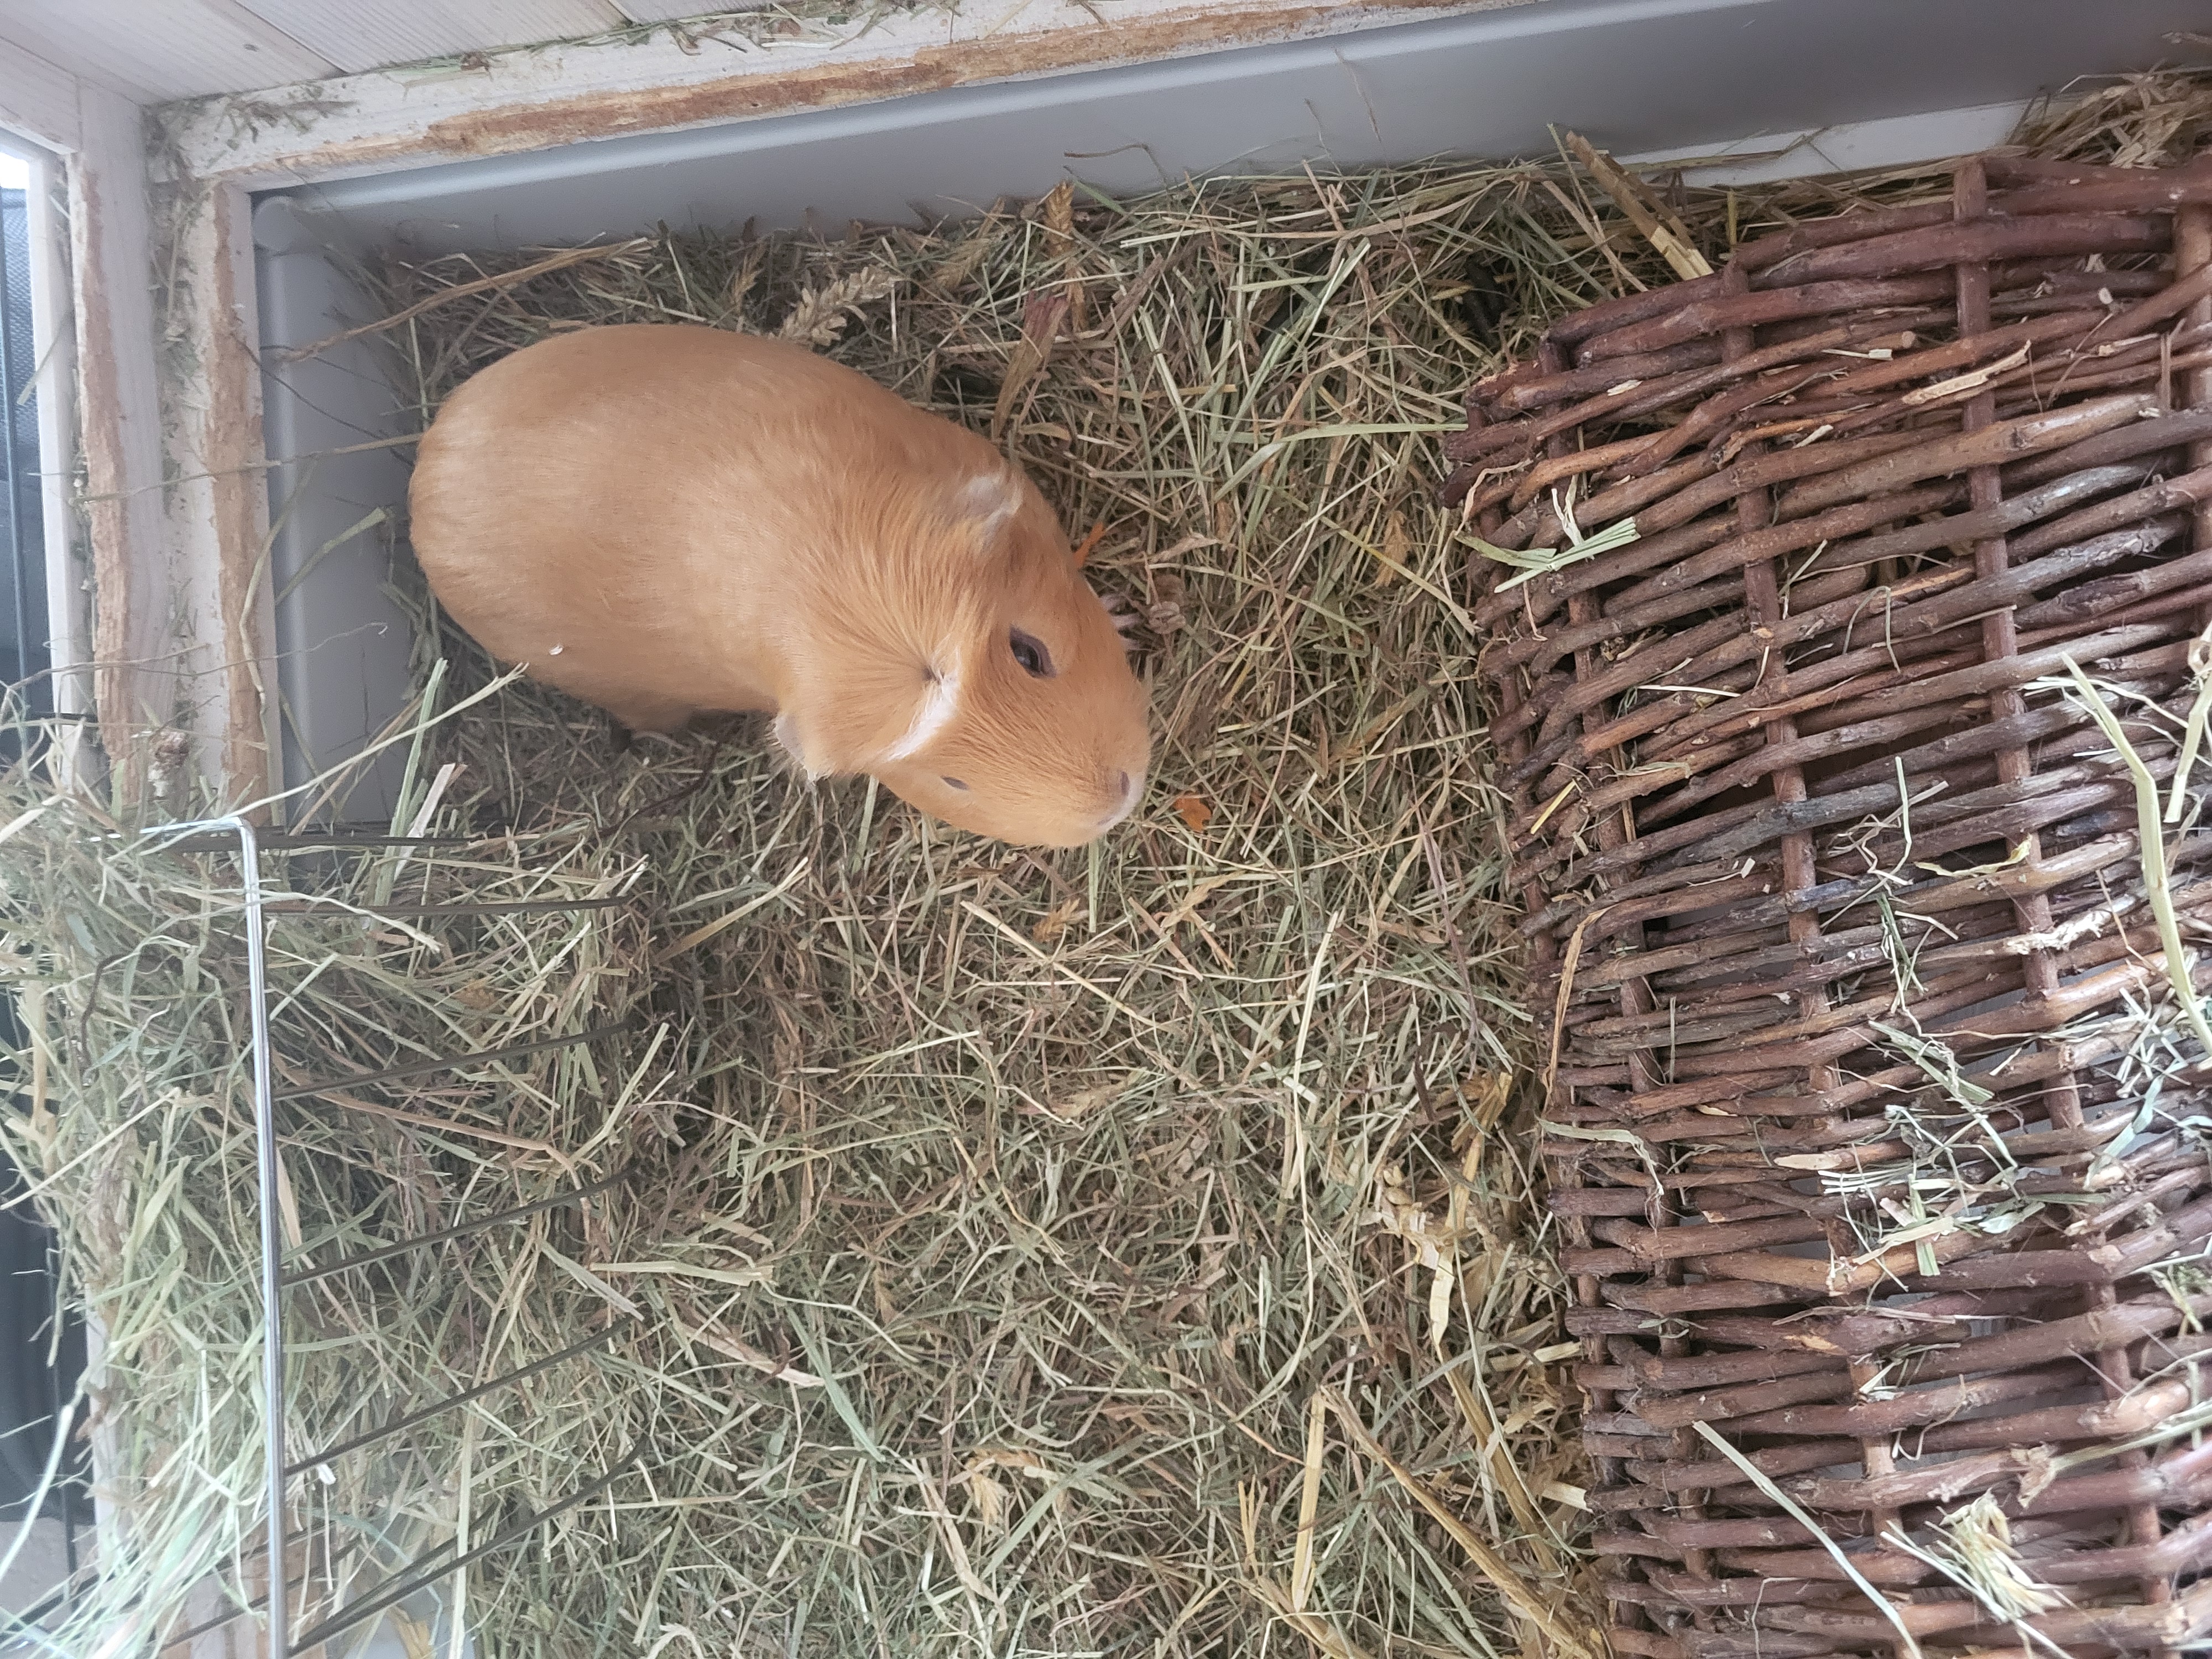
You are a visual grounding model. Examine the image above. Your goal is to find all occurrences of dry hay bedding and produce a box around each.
[11,79,2204,1657]
[352,162,1578,1657]
[4,163,1583,1657]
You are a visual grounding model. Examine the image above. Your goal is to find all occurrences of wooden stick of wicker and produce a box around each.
[1460,152,2212,1658]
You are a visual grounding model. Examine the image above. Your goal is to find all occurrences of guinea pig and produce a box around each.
[407,323,1150,848]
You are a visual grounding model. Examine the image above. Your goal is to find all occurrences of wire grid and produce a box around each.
[140,817,640,1658]
[1464,154,2212,1656]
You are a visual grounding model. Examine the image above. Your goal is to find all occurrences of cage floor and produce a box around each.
[21,70,2212,1658]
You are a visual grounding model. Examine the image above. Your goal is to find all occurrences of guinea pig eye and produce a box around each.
[1008,628,1054,679]
[942,776,971,791]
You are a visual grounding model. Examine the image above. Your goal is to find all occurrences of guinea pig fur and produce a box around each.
[408,323,1151,849]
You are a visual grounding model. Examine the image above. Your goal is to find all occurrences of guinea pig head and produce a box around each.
[776,467,1151,848]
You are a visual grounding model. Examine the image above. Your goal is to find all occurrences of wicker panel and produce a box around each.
[1457,154,2212,1658]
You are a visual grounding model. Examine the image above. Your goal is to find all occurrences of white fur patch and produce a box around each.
[881,665,961,761]
[773,712,829,781]
[958,469,1022,546]
[1101,768,1144,830]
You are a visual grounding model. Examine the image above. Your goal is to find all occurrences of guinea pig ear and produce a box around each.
[948,467,1023,552]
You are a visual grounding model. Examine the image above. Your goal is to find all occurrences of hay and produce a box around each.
[0,776,671,1654]
[354,158,1584,1659]
[9,66,2212,1657]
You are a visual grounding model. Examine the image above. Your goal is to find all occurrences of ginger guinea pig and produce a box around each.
[408,323,1150,848]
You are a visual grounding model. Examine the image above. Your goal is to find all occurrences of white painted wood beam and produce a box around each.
[159,0,1528,188]
[234,0,633,76]
[70,84,174,800]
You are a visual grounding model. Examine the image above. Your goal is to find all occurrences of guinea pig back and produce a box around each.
[407,323,1150,848]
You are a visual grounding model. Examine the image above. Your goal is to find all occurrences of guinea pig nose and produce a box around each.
[1100,770,1140,830]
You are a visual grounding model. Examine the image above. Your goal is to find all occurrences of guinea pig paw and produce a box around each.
[771,712,831,783]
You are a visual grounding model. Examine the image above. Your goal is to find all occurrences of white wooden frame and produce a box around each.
[1,64,169,798]
[7,132,91,789]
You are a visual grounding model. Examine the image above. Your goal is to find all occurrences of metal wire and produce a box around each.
[269,1019,633,1103]
[262,895,627,918]
[141,817,638,1657]
[283,1165,630,1287]
[145,815,286,1658]
[289,1448,640,1653]
[285,1327,619,1478]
